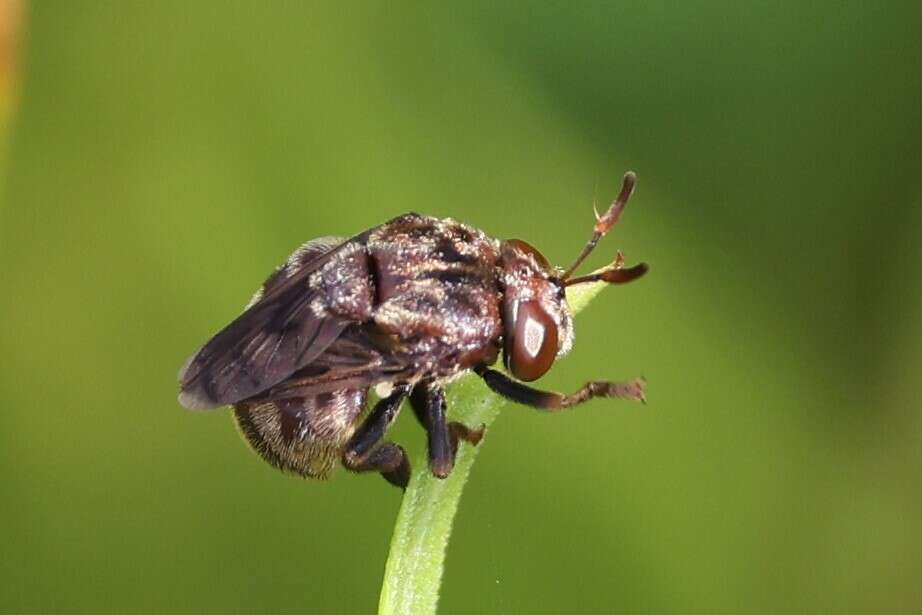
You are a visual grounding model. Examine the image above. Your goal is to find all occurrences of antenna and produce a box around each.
[561,171,637,281]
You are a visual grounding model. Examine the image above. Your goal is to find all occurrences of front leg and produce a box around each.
[474,365,645,411]
[410,380,485,478]
[342,384,411,489]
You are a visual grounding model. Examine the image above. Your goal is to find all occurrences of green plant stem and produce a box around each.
[378,279,607,615]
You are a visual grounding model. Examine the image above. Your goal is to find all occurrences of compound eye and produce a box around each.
[504,300,558,382]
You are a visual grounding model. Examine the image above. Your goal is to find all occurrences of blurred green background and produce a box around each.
[2,2,921,613]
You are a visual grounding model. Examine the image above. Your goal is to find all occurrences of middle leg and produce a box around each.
[410,380,485,479]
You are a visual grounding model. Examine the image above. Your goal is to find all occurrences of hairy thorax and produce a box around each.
[367,214,502,375]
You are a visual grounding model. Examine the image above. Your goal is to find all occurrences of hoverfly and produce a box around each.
[178,172,648,489]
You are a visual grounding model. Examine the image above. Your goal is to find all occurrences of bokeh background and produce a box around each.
[2,3,921,613]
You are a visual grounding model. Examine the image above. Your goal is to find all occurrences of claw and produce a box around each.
[468,424,487,446]
[616,377,646,403]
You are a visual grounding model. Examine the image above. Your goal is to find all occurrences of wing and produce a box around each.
[251,324,419,400]
[178,235,366,410]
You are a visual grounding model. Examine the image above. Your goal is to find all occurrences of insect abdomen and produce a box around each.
[233,389,368,478]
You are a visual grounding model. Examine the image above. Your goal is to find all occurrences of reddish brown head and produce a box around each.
[499,239,570,381]
[498,171,648,382]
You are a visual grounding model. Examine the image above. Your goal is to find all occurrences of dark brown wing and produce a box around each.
[178,235,363,410]
[252,324,418,400]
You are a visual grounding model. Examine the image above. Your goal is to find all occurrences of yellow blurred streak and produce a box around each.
[0,0,22,134]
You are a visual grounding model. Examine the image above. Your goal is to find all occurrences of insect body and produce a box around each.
[179,172,648,489]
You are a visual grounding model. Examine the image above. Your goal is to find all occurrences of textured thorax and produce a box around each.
[368,214,503,372]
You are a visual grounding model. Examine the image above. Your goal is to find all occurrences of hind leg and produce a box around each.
[342,385,411,489]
